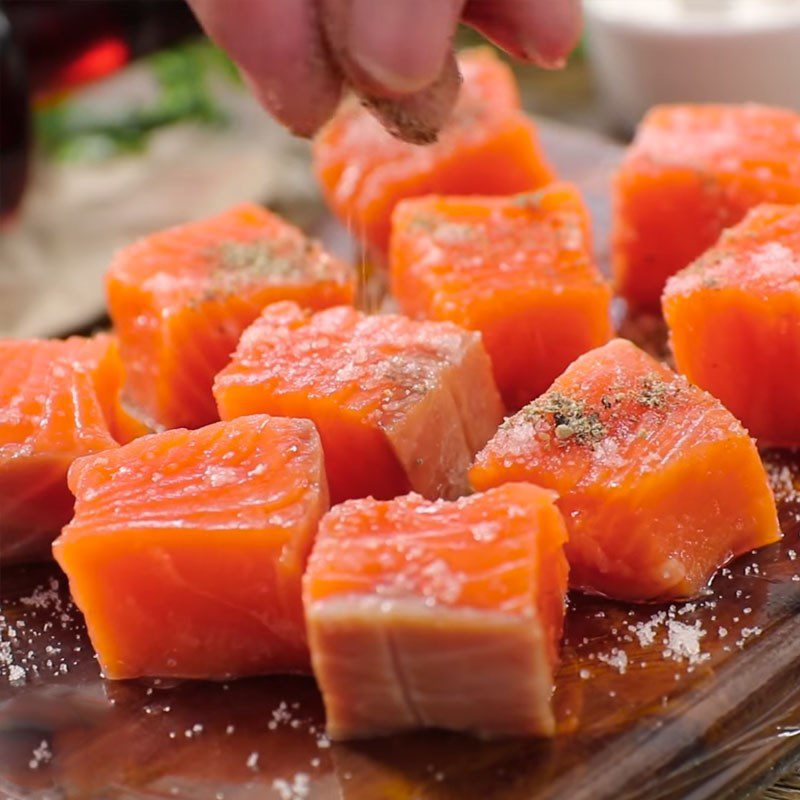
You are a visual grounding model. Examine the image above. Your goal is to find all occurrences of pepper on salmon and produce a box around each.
[106,203,356,431]
[0,335,142,563]
[390,184,613,411]
[214,302,504,505]
[303,483,569,740]
[613,104,800,312]
[664,204,800,446]
[53,415,329,680]
[470,339,780,602]
[312,47,555,256]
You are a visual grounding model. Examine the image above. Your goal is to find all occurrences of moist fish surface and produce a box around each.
[313,47,555,255]
[664,203,800,446]
[0,336,124,562]
[471,338,780,601]
[54,414,329,679]
[303,483,569,740]
[106,203,355,430]
[214,301,504,504]
[390,183,612,411]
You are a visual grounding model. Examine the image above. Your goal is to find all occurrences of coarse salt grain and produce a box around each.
[736,626,763,648]
[630,611,666,648]
[598,648,628,674]
[8,664,26,685]
[664,620,708,665]
[28,740,52,770]
[19,579,62,610]
[272,773,310,800]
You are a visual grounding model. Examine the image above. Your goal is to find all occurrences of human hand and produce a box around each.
[186,0,582,142]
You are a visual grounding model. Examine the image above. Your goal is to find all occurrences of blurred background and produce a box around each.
[0,0,799,337]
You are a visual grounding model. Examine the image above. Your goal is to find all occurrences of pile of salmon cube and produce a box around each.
[3,48,799,742]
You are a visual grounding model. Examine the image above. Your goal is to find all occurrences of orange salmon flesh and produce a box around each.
[54,415,329,680]
[390,183,613,412]
[613,104,800,312]
[303,483,569,740]
[0,335,130,563]
[664,203,800,446]
[470,339,780,601]
[214,301,504,505]
[106,203,355,431]
[313,48,555,255]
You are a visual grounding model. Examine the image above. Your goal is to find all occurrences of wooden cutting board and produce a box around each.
[3,121,800,800]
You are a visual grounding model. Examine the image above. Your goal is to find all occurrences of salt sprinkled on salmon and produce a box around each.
[214,302,503,504]
[303,484,568,740]
[472,338,780,601]
[106,203,355,430]
[54,415,329,680]
[665,204,800,446]
[613,104,800,311]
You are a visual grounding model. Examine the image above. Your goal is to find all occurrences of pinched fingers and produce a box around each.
[187,0,342,137]
[187,0,582,140]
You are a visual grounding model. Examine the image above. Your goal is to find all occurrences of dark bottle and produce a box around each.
[0,0,200,224]
[0,9,28,223]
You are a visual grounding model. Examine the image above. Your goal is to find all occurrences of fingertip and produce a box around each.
[322,0,463,98]
[464,0,583,68]
[242,76,336,138]
[526,0,583,68]
[187,0,343,138]
[360,52,462,145]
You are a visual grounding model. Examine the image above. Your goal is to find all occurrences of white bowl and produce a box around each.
[583,0,800,133]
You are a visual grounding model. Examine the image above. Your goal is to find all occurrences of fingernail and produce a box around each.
[346,0,452,94]
[532,54,568,70]
[241,71,326,138]
[351,50,433,94]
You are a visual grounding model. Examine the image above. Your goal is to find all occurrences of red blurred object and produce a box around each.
[0,0,199,222]
[48,36,131,97]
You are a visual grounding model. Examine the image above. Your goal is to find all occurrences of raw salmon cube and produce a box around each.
[106,203,356,431]
[664,204,800,445]
[67,333,149,445]
[390,184,613,411]
[303,483,569,740]
[53,415,329,679]
[0,336,124,563]
[470,339,780,601]
[313,48,555,255]
[214,302,503,504]
[613,104,800,312]
[0,333,146,447]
